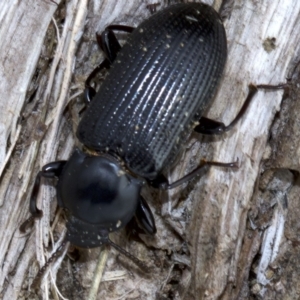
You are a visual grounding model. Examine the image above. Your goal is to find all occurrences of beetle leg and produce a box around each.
[135,196,157,235]
[148,173,169,189]
[84,25,135,103]
[146,3,160,14]
[84,59,111,104]
[107,239,150,271]
[153,160,239,190]
[31,239,69,289]
[194,117,227,135]
[126,196,157,242]
[99,25,135,63]
[97,28,121,64]
[20,161,67,232]
[195,83,288,135]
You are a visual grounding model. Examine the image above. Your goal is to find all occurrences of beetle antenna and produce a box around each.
[31,240,69,289]
[107,239,149,271]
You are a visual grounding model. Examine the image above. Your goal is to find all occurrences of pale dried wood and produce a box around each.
[0,0,300,300]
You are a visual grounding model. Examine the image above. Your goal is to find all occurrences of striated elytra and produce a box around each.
[77,3,227,179]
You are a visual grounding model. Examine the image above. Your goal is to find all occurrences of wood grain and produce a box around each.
[1,0,300,299]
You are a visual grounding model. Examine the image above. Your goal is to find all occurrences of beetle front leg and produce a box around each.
[135,196,157,235]
[126,196,157,241]
[20,161,67,232]
[194,83,287,135]
[150,160,238,190]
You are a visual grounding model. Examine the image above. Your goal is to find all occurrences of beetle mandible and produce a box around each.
[21,2,282,280]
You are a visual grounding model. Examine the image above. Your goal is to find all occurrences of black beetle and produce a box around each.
[21,2,284,283]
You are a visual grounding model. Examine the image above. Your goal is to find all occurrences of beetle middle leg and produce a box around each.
[194,83,287,135]
[85,25,135,103]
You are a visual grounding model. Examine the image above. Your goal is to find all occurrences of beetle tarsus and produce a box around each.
[31,240,69,289]
[107,238,150,271]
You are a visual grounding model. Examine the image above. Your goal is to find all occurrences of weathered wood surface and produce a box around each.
[0,0,300,299]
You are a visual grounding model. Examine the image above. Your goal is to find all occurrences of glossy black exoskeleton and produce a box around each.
[21,3,286,283]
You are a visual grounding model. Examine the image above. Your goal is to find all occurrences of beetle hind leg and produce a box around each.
[99,25,135,63]
[194,83,288,135]
[84,25,135,104]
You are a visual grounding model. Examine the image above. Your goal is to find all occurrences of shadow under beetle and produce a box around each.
[20,2,286,284]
